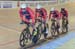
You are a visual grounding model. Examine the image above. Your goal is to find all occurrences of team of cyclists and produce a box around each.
[19,4,68,46]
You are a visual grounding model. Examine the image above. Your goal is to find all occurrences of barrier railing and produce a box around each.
[0,1,57,8]
[0,0,70,8]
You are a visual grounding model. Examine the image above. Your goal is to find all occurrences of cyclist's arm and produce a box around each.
[60,11,63,17]
[19,10,23,20]
[22,15,30,23]
[41,8,47,20]
[59,12,62,19]
[43,12,47,21]
[35,12,39,19]
[65,10,68,18]
[57,12,61,20]
[31,14,35,24]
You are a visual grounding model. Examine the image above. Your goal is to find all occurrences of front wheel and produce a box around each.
[62,20,68,34]
[19,29,31,47]
[51,24,56,37]
[19,29,26,47]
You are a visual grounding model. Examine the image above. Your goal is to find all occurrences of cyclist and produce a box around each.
[19,4,26,24]
[60,8,68,32]
[49,7,61,36]
[35,4,47,25]
[19,4,35,27]
[19,4,36,45]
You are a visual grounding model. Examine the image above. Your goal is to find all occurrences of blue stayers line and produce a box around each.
[36,32,75,49]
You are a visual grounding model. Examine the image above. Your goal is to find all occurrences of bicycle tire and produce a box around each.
[19,28,31,47]
[19,29,26,47]
[62,19,68,33]
[51,23,56,37]
[37,24,42,38]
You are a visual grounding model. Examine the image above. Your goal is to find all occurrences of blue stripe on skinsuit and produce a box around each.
[22,10,31,20]
[36,31,75,49]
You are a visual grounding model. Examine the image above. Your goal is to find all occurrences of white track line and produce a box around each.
[0,25,20,34]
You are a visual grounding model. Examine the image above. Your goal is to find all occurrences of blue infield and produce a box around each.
[36,31,75,49]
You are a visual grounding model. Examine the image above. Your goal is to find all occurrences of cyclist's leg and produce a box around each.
[66,18,68,24]
[38,17,43,33]
[51,18,56,37]
[66,17,68,32]
[51,19,53,36]
[24,22,31,42]
[56,19,60,35]
[43,23,47,38]
[62,17,64,33]
[66,24,68,32]
[63,16,68,33]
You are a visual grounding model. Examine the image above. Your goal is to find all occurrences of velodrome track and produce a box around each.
[0,2,75,49]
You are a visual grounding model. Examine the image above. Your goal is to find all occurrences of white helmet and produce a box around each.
[36,4,42,9]
[50,7,55,11]
[20,4,27,8]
